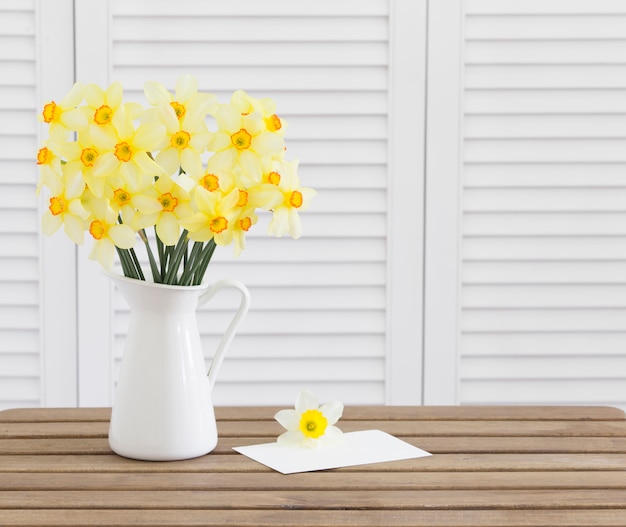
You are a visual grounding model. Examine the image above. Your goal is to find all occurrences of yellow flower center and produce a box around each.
[231,129,252,150]
[170,101,186,120]
[239,217,252,232]
[89,220,106,240]
[265,114,282,132]
[42,102,59,123]
[94,105,113,125]
[113,188,131,207]
[37,147,53,165]
[114,142,132,162]
[201,174,219,192]
[49,196,65,216]
[289,190,303,208]
[170,130,191,150]
[80,148,99,167]
[210,216,228,234]
[299,409,328,439]
[159,192,178,212]
[267,171,281,185]
[237,189,249,207]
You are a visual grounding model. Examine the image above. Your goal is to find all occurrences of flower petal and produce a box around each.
[156,213,180,246]
[155,148,181,177]
[144,81,172,106]
[180,148,204,178]
[295,389,319,414]
[107,81,123,108]
[63,215,86,245]
[320,401,344,426]
[109,224,136,249]
[175,74,197,102]
[321,425,344,444]
[133,122,166,151]
[60,108,88,131]
[274,409,300,431]
[276,430,303,446]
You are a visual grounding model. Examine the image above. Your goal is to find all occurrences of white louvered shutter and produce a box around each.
[74,0,418,406]
[459,0,626,408]
[0,0,78,410]
[0,1,40,409]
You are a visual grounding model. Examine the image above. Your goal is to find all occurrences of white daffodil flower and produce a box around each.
[274,390,343,448]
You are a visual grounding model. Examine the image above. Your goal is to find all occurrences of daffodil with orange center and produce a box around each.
[39,82,88,135]
[151,102,211,180]
[130,174,193,246]
[229,90,287,136]
[180,186,240,246]
[207,103,285,182]
[36,126,67,194]
[144,75,217,122]
[86,197,136,270]
[89,105,165,190]
[41,166,90,245]
[81,81,142,131]
[266,159,316,239]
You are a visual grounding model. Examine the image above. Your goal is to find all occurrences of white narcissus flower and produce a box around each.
[274,390,343,448]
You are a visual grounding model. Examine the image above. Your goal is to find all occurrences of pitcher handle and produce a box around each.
[198,279,251,390]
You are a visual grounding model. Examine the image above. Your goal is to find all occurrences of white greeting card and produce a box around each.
[233,429,431,474]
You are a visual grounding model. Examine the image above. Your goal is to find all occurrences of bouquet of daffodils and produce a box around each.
[36,75,315,285]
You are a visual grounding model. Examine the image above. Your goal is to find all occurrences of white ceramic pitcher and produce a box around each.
[106,273,250,461]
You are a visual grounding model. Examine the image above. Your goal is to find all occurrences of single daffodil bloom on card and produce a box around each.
[275,390,344,448]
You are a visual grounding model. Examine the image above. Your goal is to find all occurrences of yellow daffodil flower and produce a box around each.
[275,390,343,448]
[90,104,166,190]
[86,198,136,270]
[207,103,285,182]
[232,209,258,257]
[266,159,316,239]
[57,133,110,198]
[152,103,210,179]
[144,74,217,127]
[229,89,288,136]
[81,81,142,129]
[39,82,88,134]
[40,166,90,245]
[36,126,66,194]
[132,174,193,246]
[181,186,240,246]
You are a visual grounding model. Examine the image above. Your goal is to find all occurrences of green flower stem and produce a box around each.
[116,247,142,280]
[163,230,190,285]
[193,239,217,285]
[178,241,204,286]
[139,229,161,282]
[128,248,145,281]
[156,228,166,279]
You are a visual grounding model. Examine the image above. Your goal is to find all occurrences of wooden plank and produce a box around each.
[1,405,624,423]
[3,508,626,527]
[3,419,626,439]
[2,488,626,510]
[4,434,626,455]
[3,453,626,473]
[3,470,626,492]
[0,407,111,422]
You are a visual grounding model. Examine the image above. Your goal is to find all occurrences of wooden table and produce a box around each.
[1,405,626,526]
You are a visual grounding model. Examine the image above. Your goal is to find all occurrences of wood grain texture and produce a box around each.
[1,405,625,526]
